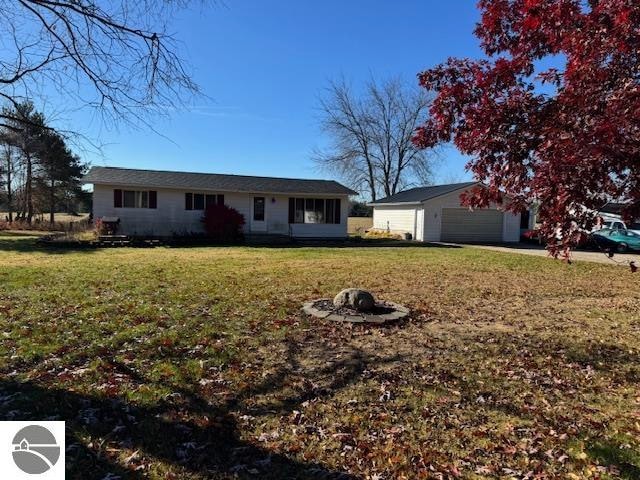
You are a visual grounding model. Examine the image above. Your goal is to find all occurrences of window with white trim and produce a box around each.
[288,198,341,224]
[114,189,156,208]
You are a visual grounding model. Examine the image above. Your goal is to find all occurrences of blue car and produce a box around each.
[590,228,640,253]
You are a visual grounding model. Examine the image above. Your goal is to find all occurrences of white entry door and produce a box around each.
[251,196,267,232]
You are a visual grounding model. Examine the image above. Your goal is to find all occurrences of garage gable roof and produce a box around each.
[83,166,357,196]
[369,182,478,205]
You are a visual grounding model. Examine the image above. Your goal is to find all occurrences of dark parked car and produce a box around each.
[590,228,640,253]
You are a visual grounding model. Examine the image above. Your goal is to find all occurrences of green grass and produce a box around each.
[1,233,639,479]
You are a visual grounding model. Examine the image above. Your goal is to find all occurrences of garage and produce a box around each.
[368,182,521,243]
[441,208,503,243]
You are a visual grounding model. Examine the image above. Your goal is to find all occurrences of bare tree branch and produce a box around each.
[315,77,437,200]
[0,0,203,131]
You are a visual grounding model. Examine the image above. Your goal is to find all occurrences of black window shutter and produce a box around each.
[335,198,341,224]
[288,198,295,223]
[217,194,225,205]
[185,193,193,210]
[149,191,157,209]
[114,189,122,208]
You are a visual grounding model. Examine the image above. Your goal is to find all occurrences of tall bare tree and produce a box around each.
[1,102,47,222]
[0,145,16,222]
[1,101,86,224]
[315,78,435,201]
[0,1,200,131]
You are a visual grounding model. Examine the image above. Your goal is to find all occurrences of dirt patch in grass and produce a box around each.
[0,233,639,479]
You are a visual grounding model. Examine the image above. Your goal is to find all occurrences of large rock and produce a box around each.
[333,288,375,312]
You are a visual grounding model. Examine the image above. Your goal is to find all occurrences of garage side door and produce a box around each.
[441,208,503,243]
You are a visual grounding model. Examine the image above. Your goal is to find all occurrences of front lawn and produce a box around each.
[0,234,638,479]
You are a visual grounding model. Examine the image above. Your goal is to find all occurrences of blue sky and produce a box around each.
[67,1,485,187]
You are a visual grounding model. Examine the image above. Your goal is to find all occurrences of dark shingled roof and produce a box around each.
[369,182,478,205]
[599,202,625,215]
[83,166,357,195]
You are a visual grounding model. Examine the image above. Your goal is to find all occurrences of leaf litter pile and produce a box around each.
[0,234,639,479]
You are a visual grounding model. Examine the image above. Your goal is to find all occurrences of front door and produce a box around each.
[251,196,267,232]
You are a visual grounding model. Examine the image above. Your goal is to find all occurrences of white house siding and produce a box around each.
[92,184,349,237]
[422,189,520,242]
[372,205,422,238]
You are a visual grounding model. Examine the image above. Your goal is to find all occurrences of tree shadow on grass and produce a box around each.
[0,234,463,254]
[3,380,342,479]
[0,339,400,479]
[450,329,640,475]
[243,240,463,250]
[587,439,640,479]
[0,236,97,255]
[108,336,404,421]
[527,335,640,386]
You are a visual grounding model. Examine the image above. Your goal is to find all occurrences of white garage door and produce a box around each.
[441,208,503,243]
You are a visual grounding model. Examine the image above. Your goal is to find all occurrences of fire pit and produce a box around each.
[302,288,409,324]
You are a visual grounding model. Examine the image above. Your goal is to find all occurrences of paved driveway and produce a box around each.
[453,242,639,267]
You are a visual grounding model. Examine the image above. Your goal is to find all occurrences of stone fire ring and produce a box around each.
[302,299,410,324]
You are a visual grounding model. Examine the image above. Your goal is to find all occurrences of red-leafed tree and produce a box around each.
[414,0,640,256]
[202,204,245,243]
